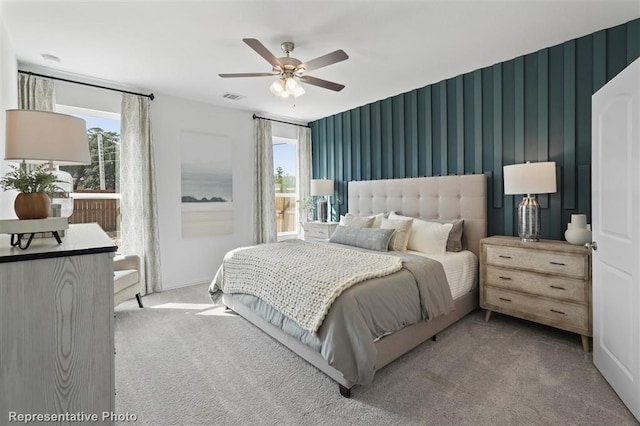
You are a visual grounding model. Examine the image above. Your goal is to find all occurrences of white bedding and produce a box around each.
[406,250,478,299]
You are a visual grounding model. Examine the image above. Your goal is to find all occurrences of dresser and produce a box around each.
[0,224,117,423]
[480,236,592,351]
[301,221,338,241]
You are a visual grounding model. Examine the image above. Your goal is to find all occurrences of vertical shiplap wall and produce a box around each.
[311,19,640,239]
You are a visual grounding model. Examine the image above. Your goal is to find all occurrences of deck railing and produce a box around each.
[69,190,297,240]
[276,192,298,234]
[69,190,120,233]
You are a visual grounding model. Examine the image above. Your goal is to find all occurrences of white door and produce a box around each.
[592,57,640,422]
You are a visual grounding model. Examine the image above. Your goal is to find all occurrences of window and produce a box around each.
[273,137,298,239]
[56,105,121,245]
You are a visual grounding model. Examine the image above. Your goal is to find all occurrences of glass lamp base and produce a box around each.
[317,197,328,222]
[518,196,540,242]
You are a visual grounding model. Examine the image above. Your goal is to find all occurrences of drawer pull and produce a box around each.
[498,297,512,302]
[499,276,512,281]
[549,285,566,290]
[549,261,566,266]
[550,309,566,315]
[499,255,512,259]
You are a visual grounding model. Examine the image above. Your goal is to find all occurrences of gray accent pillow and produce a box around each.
[429,219,464,252]
[329,226,395,252]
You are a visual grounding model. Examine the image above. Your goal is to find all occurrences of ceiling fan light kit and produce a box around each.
[270,76,305,98]
[220,38,348,99]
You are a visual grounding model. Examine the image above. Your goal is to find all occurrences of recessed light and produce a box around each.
[41,53,60,64]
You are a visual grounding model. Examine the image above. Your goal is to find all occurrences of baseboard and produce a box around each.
[162,277,212,291]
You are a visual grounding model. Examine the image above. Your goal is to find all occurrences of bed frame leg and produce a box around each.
[339,384,351,398]
[432,334,437,342]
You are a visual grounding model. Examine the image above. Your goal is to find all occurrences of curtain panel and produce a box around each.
[253,118,277,244]
[120,94,162,294]
[18,73,55,111]
[296,126,312,235]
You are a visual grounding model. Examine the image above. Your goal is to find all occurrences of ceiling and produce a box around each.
[2,1,639,123]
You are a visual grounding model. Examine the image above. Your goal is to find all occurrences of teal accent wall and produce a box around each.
[310,18,640,239]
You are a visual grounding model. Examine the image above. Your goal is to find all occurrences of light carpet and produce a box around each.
[114,284,637,426]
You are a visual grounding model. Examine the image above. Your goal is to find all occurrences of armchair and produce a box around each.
[114,254,143,308]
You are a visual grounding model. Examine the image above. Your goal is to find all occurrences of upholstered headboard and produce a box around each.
[347,174,487,257]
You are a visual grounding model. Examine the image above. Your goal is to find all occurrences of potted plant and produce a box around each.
[0,162,62,219]
[297,196,315,222]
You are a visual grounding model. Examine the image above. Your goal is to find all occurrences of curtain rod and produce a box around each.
[18,70,155,101]
[252,114,309,128]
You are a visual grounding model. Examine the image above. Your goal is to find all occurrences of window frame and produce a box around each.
[273,136,299,240]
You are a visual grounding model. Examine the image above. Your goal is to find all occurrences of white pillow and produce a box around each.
[389,211,453,255]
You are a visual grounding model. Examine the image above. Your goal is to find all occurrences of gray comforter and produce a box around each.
[209,240,453,385]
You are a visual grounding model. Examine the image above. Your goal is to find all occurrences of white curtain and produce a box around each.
[296,126,312,236]
[253,118,276,244]
[120,94,162,294]
[18,73,55,111]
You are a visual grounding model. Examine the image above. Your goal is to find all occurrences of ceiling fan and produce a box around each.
[219,38,348,98]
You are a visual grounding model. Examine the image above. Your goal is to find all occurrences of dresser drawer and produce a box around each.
[485,266,588,303]
[485,287,589,334]
[485,245,587,279]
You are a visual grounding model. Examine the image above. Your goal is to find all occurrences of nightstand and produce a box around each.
[480,236,592,351]
[301,221,338,241]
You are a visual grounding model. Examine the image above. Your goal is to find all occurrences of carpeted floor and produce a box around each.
[114,284,637,426]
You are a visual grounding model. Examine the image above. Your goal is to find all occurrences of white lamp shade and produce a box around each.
[5,109,90,165]
[503,161,557,195]
[310,179,334,196]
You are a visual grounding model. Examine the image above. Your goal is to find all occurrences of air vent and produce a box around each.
[222,92,245,101]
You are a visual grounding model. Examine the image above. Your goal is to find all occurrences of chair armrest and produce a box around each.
[113,254,140,272]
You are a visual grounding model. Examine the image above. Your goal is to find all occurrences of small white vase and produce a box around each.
[570,214,587,228]
[565,227,592,245]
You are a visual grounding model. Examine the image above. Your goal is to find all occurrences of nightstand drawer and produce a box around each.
[306,228,331,239]
[303,222,338,240]
[485,287,589,333]
[485,245,587,279]
[485,266,588,303]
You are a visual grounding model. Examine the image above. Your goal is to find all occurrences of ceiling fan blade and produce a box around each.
[243,38,283,69]
[218,72,275,78]
[299,75,345,92]
[299,49,348,72]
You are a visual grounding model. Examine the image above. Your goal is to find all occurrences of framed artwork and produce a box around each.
[180,130,233,236]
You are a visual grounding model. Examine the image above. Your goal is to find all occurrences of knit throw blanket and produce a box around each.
[222,240,403,335]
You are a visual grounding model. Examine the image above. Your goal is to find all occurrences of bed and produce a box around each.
[209,174,487,397]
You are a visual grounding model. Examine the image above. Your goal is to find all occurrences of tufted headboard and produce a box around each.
[347,174,487,257]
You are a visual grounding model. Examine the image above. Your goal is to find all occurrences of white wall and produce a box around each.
[0,12,18,219]
[43,79,255,290]
[152,94,254,289]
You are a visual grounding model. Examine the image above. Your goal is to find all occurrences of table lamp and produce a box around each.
[5,109,90,218]
[310,179,333,222]
[503,161,556,241]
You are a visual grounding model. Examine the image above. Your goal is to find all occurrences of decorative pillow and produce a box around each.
[329,226,395,252]
[369,212,387,228]
[380,217,413,251]
[388,211,411,221]
[339,212,386,228]
[339,213,375,228]
[390,212,464,252]
[407,219,453,255]
[428,219,464,252]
